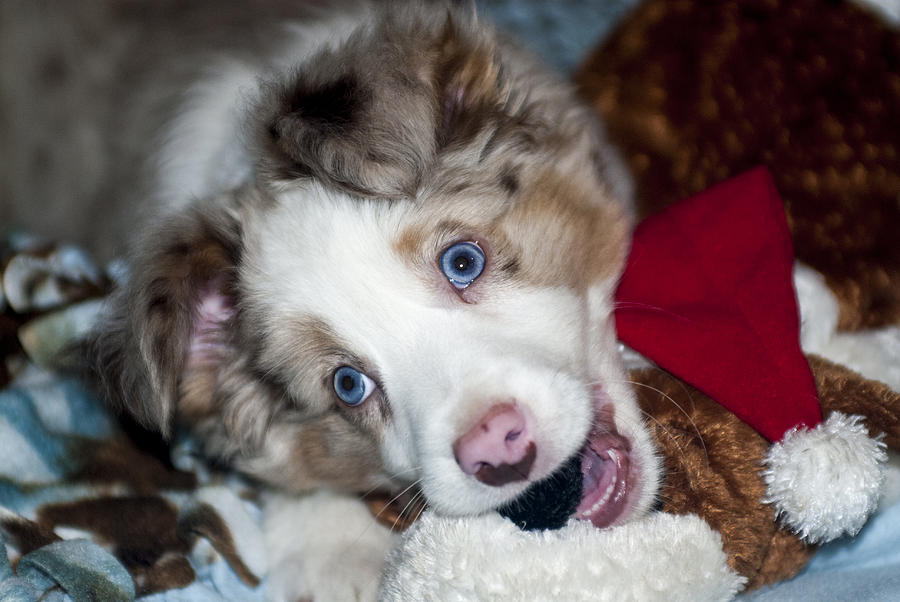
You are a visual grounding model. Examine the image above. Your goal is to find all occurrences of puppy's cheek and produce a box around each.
[237,416,390,493]
[379,424,417,479]
[584,278,664,520]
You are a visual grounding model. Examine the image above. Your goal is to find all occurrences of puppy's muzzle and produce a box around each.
[452,402,536,486]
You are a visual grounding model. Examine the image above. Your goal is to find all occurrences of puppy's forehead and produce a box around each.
[245,160,630,313]
[398,165,631,290]
[241,185,432,336]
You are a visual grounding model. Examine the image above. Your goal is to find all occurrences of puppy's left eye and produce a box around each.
[440,241,486,289]
[333,366,376,406]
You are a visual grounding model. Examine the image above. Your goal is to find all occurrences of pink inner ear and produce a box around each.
[187,280,235,369]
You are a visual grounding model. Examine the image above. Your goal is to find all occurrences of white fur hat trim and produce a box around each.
[763,411,887,543]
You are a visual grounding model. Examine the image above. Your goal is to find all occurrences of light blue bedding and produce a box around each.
[741,496,900,601]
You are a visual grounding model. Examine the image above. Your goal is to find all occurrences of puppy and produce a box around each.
[2,1,661,598]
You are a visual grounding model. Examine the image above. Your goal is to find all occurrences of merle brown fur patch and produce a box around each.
[255,6,515,201]
[71,435,196,494]
[493,169,630,289]
[285,74,367,130]
[0,515,62,557]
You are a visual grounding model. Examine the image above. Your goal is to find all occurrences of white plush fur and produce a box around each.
[794,264,900,393]
[853,0,900,23]
[380,511,745,601]
[763,412,888,543]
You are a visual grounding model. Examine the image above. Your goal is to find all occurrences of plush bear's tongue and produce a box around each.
[497,430,631,531]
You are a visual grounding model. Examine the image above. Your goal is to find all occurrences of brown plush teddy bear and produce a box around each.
[567,0,900,592]
[576,0,900,331]
[636,353,900,590]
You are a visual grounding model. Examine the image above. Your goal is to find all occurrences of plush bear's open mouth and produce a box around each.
[574,430,632,527]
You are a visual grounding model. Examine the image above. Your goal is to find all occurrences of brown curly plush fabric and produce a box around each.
[576,0,900,330]
[633,365,814,589]
[634,353,900,590]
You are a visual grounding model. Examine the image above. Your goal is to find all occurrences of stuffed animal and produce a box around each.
[575,0,900,331]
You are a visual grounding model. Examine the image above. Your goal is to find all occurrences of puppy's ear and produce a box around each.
[258,7,507,198]
[90,192,245,437]
[431,14,508,150]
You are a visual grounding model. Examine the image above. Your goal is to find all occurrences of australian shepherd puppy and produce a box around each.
[1,1,660,599]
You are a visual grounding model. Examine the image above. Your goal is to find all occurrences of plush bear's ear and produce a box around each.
[258,6,507,198]
[90,191,247,437]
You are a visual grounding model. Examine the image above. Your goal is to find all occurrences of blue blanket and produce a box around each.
[0,370,266,601]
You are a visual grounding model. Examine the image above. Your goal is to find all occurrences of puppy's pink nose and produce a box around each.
[453,402,536,486]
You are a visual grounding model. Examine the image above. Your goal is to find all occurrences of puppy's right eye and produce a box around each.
[440,241,486,289]
[333,366,375,406]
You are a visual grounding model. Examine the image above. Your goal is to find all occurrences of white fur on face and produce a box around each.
[240,182,650,516]
[587,281,662,522]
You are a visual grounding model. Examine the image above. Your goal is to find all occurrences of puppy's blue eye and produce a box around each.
[333,366,375,406]
[440,241,485,289]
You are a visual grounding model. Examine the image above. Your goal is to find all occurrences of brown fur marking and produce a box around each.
[811,354,900,449]
[0,515,62,557]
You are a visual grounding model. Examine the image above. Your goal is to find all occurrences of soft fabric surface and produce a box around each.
[477,0,639,73]
[0,369,268,601]
[739,477,900,601]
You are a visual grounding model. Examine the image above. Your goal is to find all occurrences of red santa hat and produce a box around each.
[615,167,887,543]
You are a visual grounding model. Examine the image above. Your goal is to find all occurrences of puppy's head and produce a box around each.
[94,5,660,527]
